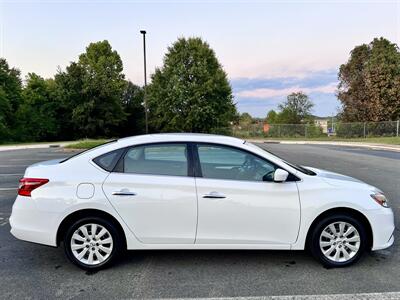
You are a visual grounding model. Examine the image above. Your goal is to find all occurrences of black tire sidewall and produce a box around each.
[64,217,122,270]
[310,214,367,268]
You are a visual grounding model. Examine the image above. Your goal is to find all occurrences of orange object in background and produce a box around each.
[263,123,270,133]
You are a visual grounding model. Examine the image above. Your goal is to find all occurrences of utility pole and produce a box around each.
[140,30,148,134]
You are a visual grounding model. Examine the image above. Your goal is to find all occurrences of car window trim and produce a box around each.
[192,142,299,182]
[92,148,126,172]
[111,141,194,178]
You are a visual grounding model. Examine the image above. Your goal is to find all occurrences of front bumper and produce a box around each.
[10,195,58,247]
[368,207,395,251]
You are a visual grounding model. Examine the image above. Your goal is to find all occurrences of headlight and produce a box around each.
[370,193,390,208]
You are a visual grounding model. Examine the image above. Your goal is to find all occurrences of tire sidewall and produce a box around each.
[64,217,122,270]
[310,214,367,268]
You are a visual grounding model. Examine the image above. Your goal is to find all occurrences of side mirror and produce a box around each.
[274,168,289,182]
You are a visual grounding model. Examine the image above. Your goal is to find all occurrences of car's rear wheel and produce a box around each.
[64,217,123,270]
[309,214,367,268]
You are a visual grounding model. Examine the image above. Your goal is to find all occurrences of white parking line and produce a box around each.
[0,174,23,176]
[0,187,17,191]
[0,215,9,226]
[9,159,40,161]
[0,165,28,167]
[173,292,400,300]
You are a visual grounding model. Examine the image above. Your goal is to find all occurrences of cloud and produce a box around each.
[236,82,337,99]
[230,69,340,117]
[231,69,338,92]
[236,94,340,118]
[226,56,343,80]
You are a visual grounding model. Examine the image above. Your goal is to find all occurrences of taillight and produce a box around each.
[18,178,49,197]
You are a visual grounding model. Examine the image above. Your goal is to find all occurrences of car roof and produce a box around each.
[65,133,301,177]
[116,133,246,147]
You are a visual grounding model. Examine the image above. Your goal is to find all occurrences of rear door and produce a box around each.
[102,143,197,244]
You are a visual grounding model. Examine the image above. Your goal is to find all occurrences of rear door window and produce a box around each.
[123,143,189,176]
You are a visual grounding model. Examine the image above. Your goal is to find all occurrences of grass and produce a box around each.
[64,139,110,149]
[2,136,398,150]
[63,136,400,150]
[0,140,70,146]
[260,136,400,145]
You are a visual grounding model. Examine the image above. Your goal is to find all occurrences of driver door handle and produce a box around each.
[202,191,226,199]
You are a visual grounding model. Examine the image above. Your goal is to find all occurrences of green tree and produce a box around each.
[278,92,314,124]
[120,81,145,137]
[147,37,237,133]
[53,62,86,140]
[0,58,23,141]
[265,110,278,123]
[16,73,59,141]
[274,107,299,124]
[239,112,253,127]
[338,37,400,121]
[55,40,126,138]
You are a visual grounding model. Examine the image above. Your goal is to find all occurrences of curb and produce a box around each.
[172,292,400,300]
[248,140,400,153]
[0,142,71,152]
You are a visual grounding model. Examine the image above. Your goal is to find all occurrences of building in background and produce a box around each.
[314,117,329,133]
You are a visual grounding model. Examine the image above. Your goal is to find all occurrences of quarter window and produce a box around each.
[197,144,277,182]
[123,143,188,176]
[93,148,124,172]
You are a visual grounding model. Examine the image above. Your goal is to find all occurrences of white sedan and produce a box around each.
[10,134,394,270]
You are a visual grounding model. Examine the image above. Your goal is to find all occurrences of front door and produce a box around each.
[194,143,300,245]
[102,143,197,244]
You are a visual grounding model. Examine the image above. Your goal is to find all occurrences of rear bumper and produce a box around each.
[368,207,395,251]
[10,195,58,247]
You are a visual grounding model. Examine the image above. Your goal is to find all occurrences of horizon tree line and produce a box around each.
[0,36,399,143]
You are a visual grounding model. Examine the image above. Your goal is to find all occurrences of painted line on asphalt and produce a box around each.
[0,164,30,167]
[0,174,23,176]
[0,187,17,191]
[9,159,42,161]
[0,218,9,226]
[173,292,400,300]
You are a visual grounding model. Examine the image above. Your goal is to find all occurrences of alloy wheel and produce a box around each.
[70,223,114,265]
[319,221,361,263]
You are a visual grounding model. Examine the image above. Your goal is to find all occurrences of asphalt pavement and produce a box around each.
[0,144,399,299]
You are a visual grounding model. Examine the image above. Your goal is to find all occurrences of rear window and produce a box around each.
[93,148,125,171]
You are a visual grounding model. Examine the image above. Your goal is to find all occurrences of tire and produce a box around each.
[309,214,367,268]
[64,216,124,270]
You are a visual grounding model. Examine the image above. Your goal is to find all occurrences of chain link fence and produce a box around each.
[231,120,400,139]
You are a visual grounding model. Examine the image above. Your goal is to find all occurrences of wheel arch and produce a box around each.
[56,208,127,249]
[305,207,373,250]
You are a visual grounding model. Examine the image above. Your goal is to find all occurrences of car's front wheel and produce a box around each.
[64,217,123,270]
[309,214,367,268]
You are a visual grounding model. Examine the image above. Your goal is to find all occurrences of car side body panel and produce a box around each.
[291,177,395,250]
[10,159,139,248]
[10,134,395,253]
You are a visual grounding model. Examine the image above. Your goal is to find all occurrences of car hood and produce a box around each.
[304,166,378,191]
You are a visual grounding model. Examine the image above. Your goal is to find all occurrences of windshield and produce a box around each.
[246,142,316,176]
[60,140,118,163]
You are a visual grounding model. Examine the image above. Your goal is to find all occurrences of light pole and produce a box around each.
[140,30,149,134]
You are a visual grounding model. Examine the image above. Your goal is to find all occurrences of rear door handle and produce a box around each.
[202,192,226,199]
[112,190,137,196]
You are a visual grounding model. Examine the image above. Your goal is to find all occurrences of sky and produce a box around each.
[1,0,399,117]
